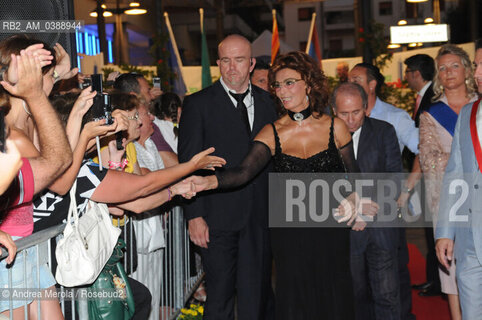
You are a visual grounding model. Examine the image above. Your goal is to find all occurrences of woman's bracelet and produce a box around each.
[108,159,129,170]
[167,187,173,201]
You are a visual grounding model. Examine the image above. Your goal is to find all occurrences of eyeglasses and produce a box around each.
[405,69,416,74]
[270,78,303,90]
[128,112,139,121]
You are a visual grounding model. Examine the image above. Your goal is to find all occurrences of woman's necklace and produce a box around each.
[287,106,311,126]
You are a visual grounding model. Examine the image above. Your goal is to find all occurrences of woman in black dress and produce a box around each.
[189,51,357,319]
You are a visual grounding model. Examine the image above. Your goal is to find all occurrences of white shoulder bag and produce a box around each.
[55,181,121,287]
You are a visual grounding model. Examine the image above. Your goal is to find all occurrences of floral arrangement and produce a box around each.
[178,304,204,320]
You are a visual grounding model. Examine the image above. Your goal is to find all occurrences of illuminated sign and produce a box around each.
[390,24,450,44]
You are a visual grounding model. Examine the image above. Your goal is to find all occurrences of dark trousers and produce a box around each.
[128,277,152,320]
[201,221,274,320]
[424,227,440,286]
[398,229,416,320]
[351,229,401,320]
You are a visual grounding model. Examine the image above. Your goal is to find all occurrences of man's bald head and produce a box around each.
[218,34,252,58]
[216,34,255,92]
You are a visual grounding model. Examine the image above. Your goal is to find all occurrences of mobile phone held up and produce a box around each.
[90,74,113,125]
[153,77,161,89]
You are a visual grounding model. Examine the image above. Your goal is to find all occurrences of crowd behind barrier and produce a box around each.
[0,206,202,320]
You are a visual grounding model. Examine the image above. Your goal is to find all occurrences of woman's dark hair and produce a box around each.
[110,90,139,112]
[0,35,56,75]
[50,92,80,126]
[153,92,181,137]
[82,90,139,128]
[268,51,330,116]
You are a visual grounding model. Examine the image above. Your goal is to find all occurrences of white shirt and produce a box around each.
[219,77,255,129]
[134,138,165,171]
[419,81,432,98]
[352,127,362,160]
[153,117,178,154]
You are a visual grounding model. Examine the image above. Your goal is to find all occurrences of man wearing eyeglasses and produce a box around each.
[178,34,277,320]
[404,55,435,126]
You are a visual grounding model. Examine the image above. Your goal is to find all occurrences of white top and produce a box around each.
[219,77,255,129]
[133,138,165,252]
[153,117,178,154]
[134,138,165,171]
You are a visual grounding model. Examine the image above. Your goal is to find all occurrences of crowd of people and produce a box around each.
[0,32,482,320]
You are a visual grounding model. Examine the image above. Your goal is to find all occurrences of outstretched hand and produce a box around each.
[189,147,226,171]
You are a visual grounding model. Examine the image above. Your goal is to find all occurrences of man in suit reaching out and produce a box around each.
[178,34,277,320]
[333,82,403,320]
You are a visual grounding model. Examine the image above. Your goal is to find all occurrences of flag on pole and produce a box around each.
[305,13,322,67]
[271,9,280,65]
[200,8,212,89]
[164,12,187,96]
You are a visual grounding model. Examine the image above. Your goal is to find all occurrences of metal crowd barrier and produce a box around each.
[0,206,203,320]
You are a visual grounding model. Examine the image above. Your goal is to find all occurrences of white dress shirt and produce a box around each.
[352,127,362,160]
[219,77,255,129]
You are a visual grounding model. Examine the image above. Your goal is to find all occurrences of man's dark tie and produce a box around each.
[229,90,251,134]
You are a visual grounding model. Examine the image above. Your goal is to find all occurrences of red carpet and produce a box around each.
[407,243,451,319]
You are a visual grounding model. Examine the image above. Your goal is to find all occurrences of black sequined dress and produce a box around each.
[216,117,356,320]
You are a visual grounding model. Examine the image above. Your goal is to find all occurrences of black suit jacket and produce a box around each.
[414,83,434,128]
[352,117,402,250]
[178,81,278,231]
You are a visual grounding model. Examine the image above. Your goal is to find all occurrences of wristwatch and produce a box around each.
[402,186,412,193]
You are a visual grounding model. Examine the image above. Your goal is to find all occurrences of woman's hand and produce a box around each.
[71,87,97,118]
[1,50,43,100]
[83,119,117,140]
[170,179,197,199]
[189,147,226,171]
[397,192,410,209]
[334,197,357,224]
[53,43,78,80]
[112,109,129,133]
[4,44,53,85]
[0,230,16,264]
[107,138,126,164]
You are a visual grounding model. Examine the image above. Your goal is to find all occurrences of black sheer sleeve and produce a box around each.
[216,141,273,189]
[339,140,359,173]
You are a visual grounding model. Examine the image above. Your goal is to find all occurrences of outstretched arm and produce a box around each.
[90,147,225,204]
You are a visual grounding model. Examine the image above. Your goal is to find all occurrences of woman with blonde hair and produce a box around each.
[419,44,478,320]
